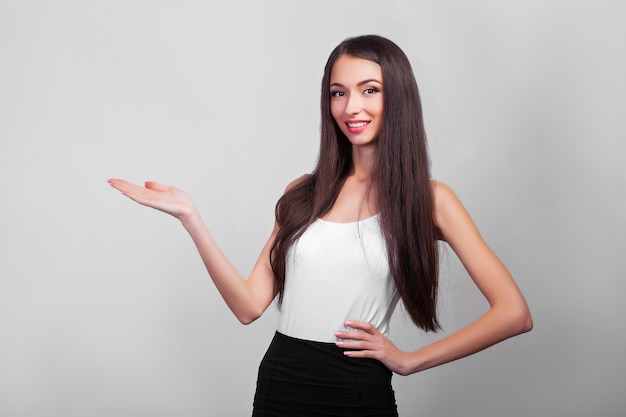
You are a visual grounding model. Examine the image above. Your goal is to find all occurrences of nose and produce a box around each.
[345,93,362,115]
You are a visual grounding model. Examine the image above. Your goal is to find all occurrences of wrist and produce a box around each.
[403,348,431,375]
[179,204,202,230]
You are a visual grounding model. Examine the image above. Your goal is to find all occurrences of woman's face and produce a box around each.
[329,55,383,147]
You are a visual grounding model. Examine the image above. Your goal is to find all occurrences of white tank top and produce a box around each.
[277,214,400,343]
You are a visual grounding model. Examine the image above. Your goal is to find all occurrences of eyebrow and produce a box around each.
[330,79,383,88]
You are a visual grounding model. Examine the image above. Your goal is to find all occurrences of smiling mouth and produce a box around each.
[347,121,369,128]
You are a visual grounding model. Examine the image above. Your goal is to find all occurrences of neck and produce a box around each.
[350,143,376,181]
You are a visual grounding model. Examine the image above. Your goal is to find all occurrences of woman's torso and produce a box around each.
[277,214,399,343]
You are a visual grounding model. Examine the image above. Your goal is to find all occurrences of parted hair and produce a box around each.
[270,35,441,332]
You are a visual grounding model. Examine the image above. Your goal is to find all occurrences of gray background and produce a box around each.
[1,1,624,416]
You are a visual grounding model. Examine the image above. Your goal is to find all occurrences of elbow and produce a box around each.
[238,314,261,325]
[521,310,533,333]
[236,306,264,325]
[495,301,533,337]
[512,305,533,335]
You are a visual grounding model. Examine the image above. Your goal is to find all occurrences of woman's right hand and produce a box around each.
[109,177,278,324]
[108,179,196,221]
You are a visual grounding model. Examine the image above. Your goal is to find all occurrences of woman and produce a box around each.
[109,35,532,416]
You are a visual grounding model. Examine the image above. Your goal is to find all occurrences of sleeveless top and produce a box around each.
[277,214,400,343]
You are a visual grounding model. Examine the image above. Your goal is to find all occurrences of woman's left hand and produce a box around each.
[334,321,412,376]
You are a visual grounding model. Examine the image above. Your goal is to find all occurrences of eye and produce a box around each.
[330,90,345,97]
[363,87,379,95]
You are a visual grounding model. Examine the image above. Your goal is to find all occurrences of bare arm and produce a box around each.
[335,181,533,375]
[404,181,533,372]
[108,179,277,324]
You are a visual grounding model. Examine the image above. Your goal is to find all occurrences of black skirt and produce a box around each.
[253,332,398,417]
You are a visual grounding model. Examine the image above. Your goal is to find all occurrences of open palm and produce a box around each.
[108,179,195,220]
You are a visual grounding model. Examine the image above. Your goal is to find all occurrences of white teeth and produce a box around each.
[348,122,368,128]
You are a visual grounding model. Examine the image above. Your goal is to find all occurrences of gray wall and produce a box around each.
[1,1,624,416]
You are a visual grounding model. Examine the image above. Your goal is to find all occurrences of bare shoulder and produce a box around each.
[430,180,474,242]
[431,180,461,213]
[285,173,312,192]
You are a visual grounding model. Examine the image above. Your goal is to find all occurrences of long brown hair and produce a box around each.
[270,35,440,332]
